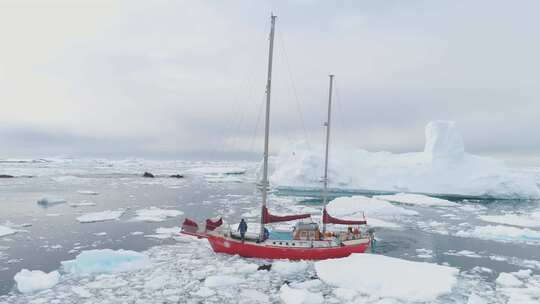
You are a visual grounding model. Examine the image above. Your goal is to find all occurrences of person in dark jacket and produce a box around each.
[238,219,248,242]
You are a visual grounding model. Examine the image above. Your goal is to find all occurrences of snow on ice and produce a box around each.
[279,284,324,304]
[0,225,17,237]
[77,190,99,195]
[13,269,60,293]
[76,209,125,223]
[61,249,151,276]
[315,254,459,302]
[375,193,459,207]
[270,121,540,199]
[133,207,183,222]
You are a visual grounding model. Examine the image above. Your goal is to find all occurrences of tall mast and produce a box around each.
[322,74,334,233]
[260,14,277,239]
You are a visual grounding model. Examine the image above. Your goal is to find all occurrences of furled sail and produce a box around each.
[322,208,367,225]
[262,206,311,224]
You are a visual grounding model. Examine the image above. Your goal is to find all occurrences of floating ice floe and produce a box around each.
[375,193,459,207]
[77,190,99,195]
[495,269,540,303]
[479,211,540,228]
[14,269,60,293]
[270,121,540,199]
[444,250,482,258]
[0,225,17,237]
[145,227,180,239]
[37,196,67,206]
[133,207,183,222]
[325,196,415,229]
[279,284,324,304]
[76,209,125,223]
[69,201,97,207]
[315,254,458,302]
[456,225,540,244]
[271,260,309,277]
[61,249,151,276]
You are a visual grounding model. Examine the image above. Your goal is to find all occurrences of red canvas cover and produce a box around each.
[322,208,367,225]
[262,206,311,224]
[181,218,199,233]
[205,217,223,231]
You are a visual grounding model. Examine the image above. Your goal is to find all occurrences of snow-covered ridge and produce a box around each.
[269,121,540,199]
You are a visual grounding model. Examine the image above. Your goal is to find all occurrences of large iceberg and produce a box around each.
[269,121,540,199]
[0,225,17,237]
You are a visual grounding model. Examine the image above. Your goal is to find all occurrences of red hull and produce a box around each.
[206,234,369,260]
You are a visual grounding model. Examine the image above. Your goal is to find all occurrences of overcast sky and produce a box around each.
[1,0,539,163]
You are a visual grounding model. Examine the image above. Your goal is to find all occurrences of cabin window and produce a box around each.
[273,242,276,245]
[301,231,307,238]
[279,242,282,245]
[292,243,295,246]
[286,242,289,245]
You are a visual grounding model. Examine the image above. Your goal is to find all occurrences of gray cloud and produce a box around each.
[0,0,538,164]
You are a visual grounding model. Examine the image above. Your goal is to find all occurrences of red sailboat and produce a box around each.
[181,14,374,260]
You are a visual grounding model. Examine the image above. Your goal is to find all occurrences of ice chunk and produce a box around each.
[204,275,243,287]
[272,260,309,276]
[133,207,183,222]
[315,254,458,302]
[456,225,540,244]
[279,284,324,304]
[375,193,459,207]
[71,286,92,298]
[0,225,17,237]
[496,272,523,287]
[14,269,60,293]
[479,211,540,228]
[76,209,125,223]
[192,286,215,297]
[61,249,150,275]
[269,121,540,199]
[77,190,99,195]
[326,196,418,220]
[69,202,97,207]
[37,196,66,206]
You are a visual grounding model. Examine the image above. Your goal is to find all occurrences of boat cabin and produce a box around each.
[292,222,322,241]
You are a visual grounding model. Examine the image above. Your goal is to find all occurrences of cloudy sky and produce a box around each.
[1,0,538,163]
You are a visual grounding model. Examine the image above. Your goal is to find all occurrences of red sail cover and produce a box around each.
[262,206,311,224]
[322,208,367,225]
[205,217,223,231]
[182,218,199,233]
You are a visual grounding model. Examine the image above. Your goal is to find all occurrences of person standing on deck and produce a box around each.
[238,219,248,242]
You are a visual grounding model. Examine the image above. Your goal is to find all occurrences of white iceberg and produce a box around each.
[133,207,183,222]
[374,193,459,207]
[269,121,540,199]
[456,225,540,244]
[76,210,125,223]
[37,196,67,206]
[61,249,150,276]
[14,269,60,293]
[0,225,17,237]
[479,211,540,228]
[315,254,458,302]
[279,284,324,304]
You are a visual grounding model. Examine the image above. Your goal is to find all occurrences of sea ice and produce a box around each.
[204,275,243,287]
[133,207,183,222]
[69,202,97,207]
[326,196,418,222]
[76,209,125,223]
[77,190,99,195]
[271,260,309,277]
[0,225,17,237]
[479,211,540,228]
[36,196,66,206]
[315,254,458,302]
[269,121,540,199]
[13,269,60,293]
[456,225,540,244]
[279,284,324,304]
[375,193,459,207]
[61,249,150,275]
